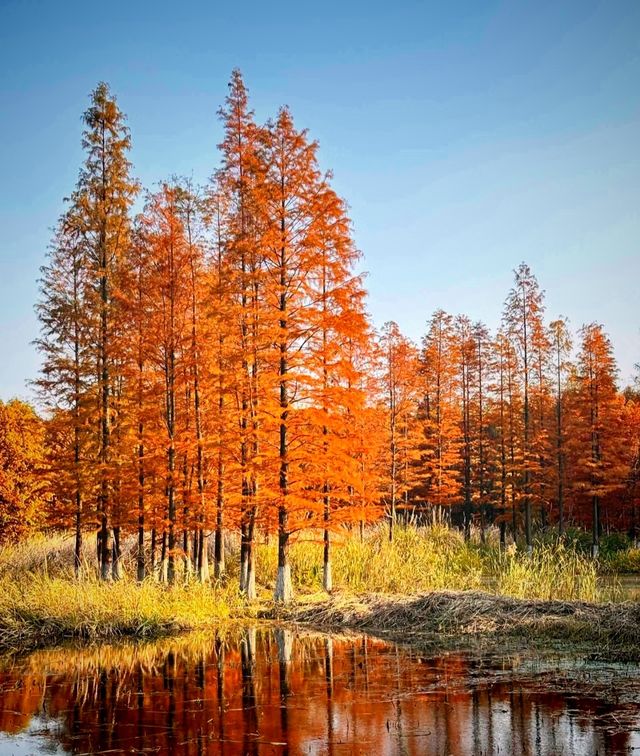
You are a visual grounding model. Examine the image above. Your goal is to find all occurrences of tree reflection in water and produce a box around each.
[0,628,638,754]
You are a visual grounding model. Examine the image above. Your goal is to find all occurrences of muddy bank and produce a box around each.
[278,590,640,651]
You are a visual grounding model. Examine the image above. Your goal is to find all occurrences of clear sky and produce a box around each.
[1,0,639,401]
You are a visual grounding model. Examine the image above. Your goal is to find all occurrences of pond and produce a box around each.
[0,627,639,755]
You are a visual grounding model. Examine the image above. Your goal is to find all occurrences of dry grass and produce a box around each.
[254,525,601,601]
[254,524,485,593]
[0,574,248,653]
[0,525,625,654]
[488,543,602,601]
[282,590,640,649]
[0,527,606,602]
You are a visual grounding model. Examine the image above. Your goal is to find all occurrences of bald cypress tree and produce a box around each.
[70,83,138,579]
[36,215,93,576]
[503,263,546,552]
[216,70,264,598]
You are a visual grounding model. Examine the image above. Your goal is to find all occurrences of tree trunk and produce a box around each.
[99,515,113,581]
[323,526,332,593]
[214,491,225,581]
[245,512,257,600]
[150,527,157,579]
[239,521,248,593]
[198,530,211,583]
[274,518,292,602]
[112,526,123,580]
[136,517,145,583]
[160,530,168,583]
[137,442,145,582]
[74,491,82,579]
[591,494,600,558]
[274,223,293,604]
[167,434,176,584]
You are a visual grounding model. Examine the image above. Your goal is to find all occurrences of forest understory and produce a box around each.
[2,524,639,656]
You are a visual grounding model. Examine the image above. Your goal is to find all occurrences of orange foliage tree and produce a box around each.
[0,400,48,542]
[33,72,640,597]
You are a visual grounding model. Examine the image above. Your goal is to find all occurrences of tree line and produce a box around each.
[9,71,636,600]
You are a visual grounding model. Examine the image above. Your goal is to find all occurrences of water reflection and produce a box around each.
[0,627,638,754]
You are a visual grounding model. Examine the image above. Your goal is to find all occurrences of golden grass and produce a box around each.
[255,525,600,601]
[488,543,602,602]
[0,574,248,653]
[0,524,624,653]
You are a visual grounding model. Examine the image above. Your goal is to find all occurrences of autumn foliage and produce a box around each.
[13,72,637,598]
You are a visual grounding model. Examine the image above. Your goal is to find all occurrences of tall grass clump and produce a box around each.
[0,574,246,651]
[490,543,599,602]
[255,524,485,594]
[333,525,485,593]
[254,526,606,601]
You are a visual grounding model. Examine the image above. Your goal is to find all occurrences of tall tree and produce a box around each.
[454,315,476,539]
[488,330,522,541]
[304,179,370,592]
[140,185,193,583]
[36,216,94,575]
[549,318,572,535]
[379,322,419,541]
[260,107,361,600]
[204,185,237,582]
[69,82,138,579]
[503,263,546,551]
[418,310,461,514]
[471,321,493,541]
[174,180,210,582]
[216,70,264,599]
[572,323,626,556]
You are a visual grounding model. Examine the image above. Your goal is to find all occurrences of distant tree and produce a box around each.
[488,330,521,542]
[571,323,627,556]
[379,322,419,541]
[471,321,493,541]
[503,263,546,551]
[418,310,461,514]
[548,318,572,534]
[620,391,640,546]
[453,315,476,539]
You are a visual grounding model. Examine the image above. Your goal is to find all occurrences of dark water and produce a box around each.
[0,627,639,755]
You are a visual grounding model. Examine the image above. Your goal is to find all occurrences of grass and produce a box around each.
[488,543,601,602]
[0,524,631,653]
[256,524,485,594]
[0,572,248,653]
[256,525,602,601]
[282,590,640,652]
[600,548,640,574]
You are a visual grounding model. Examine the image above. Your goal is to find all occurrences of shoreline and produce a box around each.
[3,587,640,657]
[274,590,640,657]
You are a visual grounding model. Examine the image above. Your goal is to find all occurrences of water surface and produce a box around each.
[0,627,639,755]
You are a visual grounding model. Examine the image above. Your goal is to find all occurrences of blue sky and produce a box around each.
[1,0,639,400]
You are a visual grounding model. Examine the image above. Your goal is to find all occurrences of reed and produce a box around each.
[0,525,625,653]
[255,525,599,601]
[0,573,246,652]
